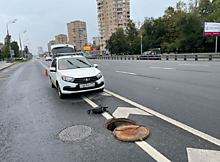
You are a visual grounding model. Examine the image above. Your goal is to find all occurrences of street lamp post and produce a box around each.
[137,20,143,55]
[7,19,17,63]
[19,30,26,59]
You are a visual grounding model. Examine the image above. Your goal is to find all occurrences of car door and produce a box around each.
[50,59,57,85]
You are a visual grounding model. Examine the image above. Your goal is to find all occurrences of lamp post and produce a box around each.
[7,19,17,63]
[19,30,26,59]
[137,20,144,55]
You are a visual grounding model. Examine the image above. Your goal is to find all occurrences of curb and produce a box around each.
[0,62,18,72]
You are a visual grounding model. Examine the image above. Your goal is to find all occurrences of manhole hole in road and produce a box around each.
[58,125,92,142]
[105,118,136,131]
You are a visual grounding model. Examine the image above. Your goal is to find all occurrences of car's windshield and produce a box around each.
[58,57,92,70]
[52,47,75,54]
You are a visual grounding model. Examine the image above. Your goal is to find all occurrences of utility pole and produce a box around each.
[7,19,17,63]
[19,30,26,59]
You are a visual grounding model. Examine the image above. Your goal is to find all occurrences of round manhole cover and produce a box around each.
[113,125,150,142]
[58,125,92,142]
[105,118,136,131]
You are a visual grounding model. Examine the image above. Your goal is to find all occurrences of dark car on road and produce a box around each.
[138,48,161,60]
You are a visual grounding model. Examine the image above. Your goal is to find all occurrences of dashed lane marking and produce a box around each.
[80,94,171,162]
[116,71,136,75]
[104,89,220,147]
[179,64,209,66]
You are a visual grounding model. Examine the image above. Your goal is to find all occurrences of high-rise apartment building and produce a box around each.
[49,40,56,53]
[93,36,101,47]
[96,0,130,50]
[38,47,43,54]
[67,21,88,51]
[55,34,68,44]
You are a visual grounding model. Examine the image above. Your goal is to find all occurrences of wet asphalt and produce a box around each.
[0,58,220,162]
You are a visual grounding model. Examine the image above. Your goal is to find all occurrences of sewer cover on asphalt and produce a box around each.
[58,125,92,142]
[113,125,150,142]
[105,118,136,131]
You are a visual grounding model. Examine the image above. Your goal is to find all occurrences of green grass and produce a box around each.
[14,58,32,62]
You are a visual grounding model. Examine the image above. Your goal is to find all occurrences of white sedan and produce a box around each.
[49,55,105,99]
[45,56,53,61]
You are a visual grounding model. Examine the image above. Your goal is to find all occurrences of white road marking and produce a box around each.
[164,68,174,70]
[187,148,220,162]
[39,61,49,70]
[136,141,171,162]
[81,95,170,161]
[150,67,161,69]
[0,78,6,80]
[116,71,136,75]
[112,107,152,118]
[179,64,209,66]
[104,89,220,147]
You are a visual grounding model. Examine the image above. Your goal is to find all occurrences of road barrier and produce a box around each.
[95,53,220,61]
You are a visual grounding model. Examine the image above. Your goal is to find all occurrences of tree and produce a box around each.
[106,29,128,54]
[11,41,20,57]
[175,13,204,52]
[2,35,11,58]
[24,46,29,57]
[125,20,138,53]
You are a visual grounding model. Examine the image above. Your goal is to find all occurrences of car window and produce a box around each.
[51,59,57,68]
[58,57,92,70]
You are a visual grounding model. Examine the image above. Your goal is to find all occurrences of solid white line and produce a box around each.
[136,141,171,162]
[164,68,174,70]
[104,89,220,147]
[80,95,170,161]
[39,61,49,70]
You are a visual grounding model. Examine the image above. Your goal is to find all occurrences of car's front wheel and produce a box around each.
[57,83,65,99]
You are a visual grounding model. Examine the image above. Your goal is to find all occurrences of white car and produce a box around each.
[45,56,53,61]
[49,55,105,99]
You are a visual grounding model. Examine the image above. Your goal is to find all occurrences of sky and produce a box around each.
[0,0,188,55]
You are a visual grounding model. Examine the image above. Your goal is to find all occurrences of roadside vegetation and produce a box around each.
[106,0,220,54]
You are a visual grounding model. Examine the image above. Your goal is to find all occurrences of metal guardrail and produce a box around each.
[95,53,220,61]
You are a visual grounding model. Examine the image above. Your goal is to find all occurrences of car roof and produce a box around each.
[56,55,84,59]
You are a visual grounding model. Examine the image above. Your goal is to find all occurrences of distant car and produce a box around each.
[37,56,40,59]
[138,51,161,60]
[45,56,53,61]
[49,55,105,99]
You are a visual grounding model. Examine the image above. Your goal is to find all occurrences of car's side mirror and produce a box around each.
[49,67,56,72]
[94,64,98,68]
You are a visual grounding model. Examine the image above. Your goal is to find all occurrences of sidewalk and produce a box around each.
[0,61,17,71]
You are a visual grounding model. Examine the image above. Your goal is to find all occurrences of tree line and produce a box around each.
[0,35,29,60]
[106,0,220,54]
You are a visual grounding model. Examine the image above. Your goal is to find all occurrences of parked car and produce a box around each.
[45,56,53,61]
[49,55,105,99]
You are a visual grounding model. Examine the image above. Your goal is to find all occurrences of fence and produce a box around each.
[95,53,220,61]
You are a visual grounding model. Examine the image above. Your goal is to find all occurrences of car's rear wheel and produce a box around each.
[57,83,65,99]
[98,88,104,92]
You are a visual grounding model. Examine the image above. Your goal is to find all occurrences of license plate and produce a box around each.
[80,83,95,88]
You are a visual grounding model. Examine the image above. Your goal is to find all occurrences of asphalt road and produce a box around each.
[0,58,220,162]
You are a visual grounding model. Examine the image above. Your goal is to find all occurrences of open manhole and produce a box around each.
[113,124,150,142]
[58,125,92,142]
[105,118,136,131]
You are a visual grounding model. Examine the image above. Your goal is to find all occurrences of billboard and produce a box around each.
[83,46,91,51]
[203,22,220,36]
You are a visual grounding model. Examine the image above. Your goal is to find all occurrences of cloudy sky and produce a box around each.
[0,0,188,55]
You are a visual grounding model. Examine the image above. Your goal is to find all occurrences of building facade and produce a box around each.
[67,21,88,51]
[96,0,130,50]
[49,40,56,53]
[55,34,68,44]
[38,47,43,54]
[92,36,101,47]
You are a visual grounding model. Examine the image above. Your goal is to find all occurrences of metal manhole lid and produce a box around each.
[105,118,136,131]
[58,125,92,142]
[113,125,150,142]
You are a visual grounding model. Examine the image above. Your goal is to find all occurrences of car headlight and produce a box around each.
[61,76,75,83]
[96,72,103,79]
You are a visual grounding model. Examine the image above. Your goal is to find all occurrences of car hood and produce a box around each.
[58,67,100,78]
